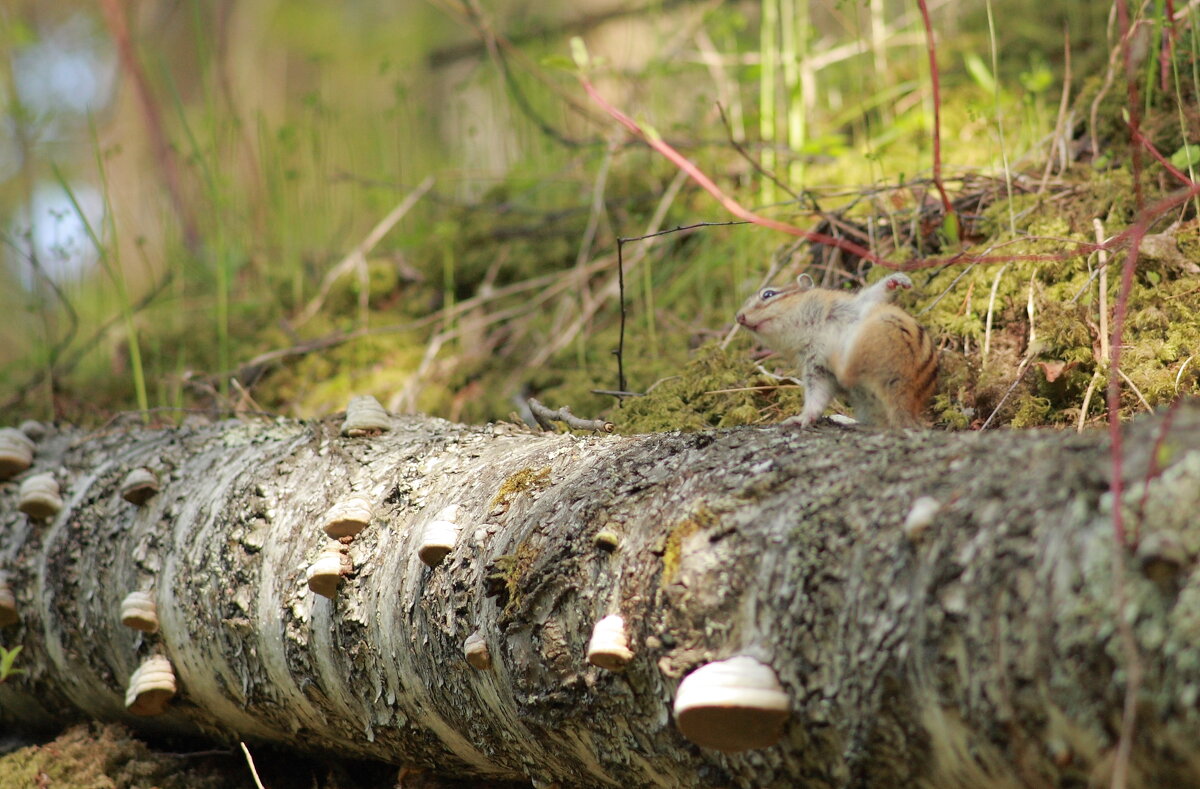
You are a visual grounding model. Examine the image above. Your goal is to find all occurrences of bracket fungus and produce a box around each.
[463,630,492,670]
[902,496,942,543]
[306,542,351,599]
[0,573,16,627]
[120,591,159,633]
[417,504,461,567]
[322,495,373,539]
[1137,530,1189,586]
[586,615,634,671]
[125,655,177,716]
[0,428,34,480]
[341,395,392,436]
[673,656,791,752]
[18,473,63,519]
[593,529,621,551]
[120,468,160,505]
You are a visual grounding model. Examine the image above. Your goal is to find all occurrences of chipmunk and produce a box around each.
[735,272,937,428]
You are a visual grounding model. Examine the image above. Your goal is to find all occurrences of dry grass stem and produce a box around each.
[293,176,434,328]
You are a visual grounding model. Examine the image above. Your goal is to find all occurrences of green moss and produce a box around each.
[488,539,540,616]
[491,467,552,510]
[0,723,228,789]
[618,342,803,433]
[1010,394,1052,428]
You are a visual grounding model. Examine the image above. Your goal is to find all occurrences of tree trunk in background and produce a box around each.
[1,405,1199,788]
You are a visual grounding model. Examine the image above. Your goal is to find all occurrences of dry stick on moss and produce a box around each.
[292,176,434,329]
[1078,219,1112,433]
[225,255,618,391]
[981,264,1008,368]
[527,398,613,433]
[1038,25,1073,194]
[1116,369,1153,412]
[979,354,1034,430]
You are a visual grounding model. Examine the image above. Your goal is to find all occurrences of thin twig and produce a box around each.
[293,176,434,328]
[239,742,267,789]
[980,354,1033,430]
[1039,25,1073,193]
[982,263,1008,367]
[1077,369,1102,432]
[1116,369,1152,412]
[527,398,613,433]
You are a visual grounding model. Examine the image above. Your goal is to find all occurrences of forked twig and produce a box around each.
[528,398,614,433]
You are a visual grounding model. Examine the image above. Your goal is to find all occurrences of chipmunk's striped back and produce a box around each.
[736,272,937,427]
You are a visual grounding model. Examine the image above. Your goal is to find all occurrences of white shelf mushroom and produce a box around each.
[306,542,351,599]
[0,428,34,480]
[341,395,392,436]
[903,496,942,543]
[322,495,373,539]
[463,631,492,670]
[0,573,17,628]
[417,504,461,567]
[18,473,62,519]
[673,656,791,752]
[125,655,177,716]
[586,615,634,671]
[120,468,160,506]
[120,591,159,633]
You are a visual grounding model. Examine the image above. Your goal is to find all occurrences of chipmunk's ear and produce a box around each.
[795,273,815,291]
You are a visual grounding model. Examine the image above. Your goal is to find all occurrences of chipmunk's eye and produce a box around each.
[760,289,778,301]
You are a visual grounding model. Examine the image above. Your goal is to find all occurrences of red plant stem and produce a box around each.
[1161,0,1177,93]
[1130,126,1195,186]
[577,76,892,268]
[1134,396,1182,544]
[1117,0,1145,210]
[580,73,1200,275]
[98,0,201,254]
[916,0,953,217]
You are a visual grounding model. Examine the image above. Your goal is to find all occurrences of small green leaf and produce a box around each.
[963,53,996,95]
[0,645,24,681]
[570,36,590,70]
[1169,142,1200,170]
[942,211,961,246]
[540,54,576,72]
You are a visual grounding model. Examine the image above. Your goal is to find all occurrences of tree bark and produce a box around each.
[1,405,1199,788]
